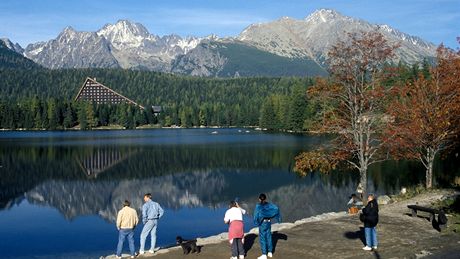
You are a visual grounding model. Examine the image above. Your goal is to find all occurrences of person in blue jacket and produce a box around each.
[253,193,281,259]
[139,193,164,255]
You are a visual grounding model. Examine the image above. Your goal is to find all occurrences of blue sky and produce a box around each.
[0,0,458,48]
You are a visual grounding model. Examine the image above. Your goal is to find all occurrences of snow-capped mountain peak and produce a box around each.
[16,9,437,76]
[305,8,344,23]
[60,26,77,37]
[176,37,201,54]
[97,20,154,48]
[238,8,436,64]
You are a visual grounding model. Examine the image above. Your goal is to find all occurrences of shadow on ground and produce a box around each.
[404,212,444,232]
[272,231,288,253]
[344,227,365,246]
[243,233,257,254]
[242,231,288,255]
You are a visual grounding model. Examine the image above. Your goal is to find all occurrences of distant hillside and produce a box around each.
[0,41,40,69]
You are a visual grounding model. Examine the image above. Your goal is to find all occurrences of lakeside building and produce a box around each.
[74,77,144,109]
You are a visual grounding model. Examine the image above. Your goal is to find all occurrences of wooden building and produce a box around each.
[75,77,144,109]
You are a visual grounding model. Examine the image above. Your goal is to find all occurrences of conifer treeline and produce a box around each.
[0,68,316,129]
[0,61,429,130]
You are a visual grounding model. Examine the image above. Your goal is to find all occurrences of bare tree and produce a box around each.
[295,30,399,195]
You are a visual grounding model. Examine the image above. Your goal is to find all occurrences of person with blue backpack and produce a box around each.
[253,193,281,259]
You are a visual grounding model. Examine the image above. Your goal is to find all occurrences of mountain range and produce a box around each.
[1,9,437,77]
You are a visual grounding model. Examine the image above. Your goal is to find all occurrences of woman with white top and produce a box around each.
[224,200,246,259]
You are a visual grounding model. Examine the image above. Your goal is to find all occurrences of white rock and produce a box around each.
[378,195,392,205]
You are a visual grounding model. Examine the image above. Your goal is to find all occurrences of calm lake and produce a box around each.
[0,129,457,258]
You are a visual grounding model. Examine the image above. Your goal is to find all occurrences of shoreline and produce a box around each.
[195,210,348,247]
[103,211,348,259]
[104,189,460,259]
[0,125,323,134]
[0,125,258,131]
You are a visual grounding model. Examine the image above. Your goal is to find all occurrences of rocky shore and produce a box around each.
[105,190,460,259]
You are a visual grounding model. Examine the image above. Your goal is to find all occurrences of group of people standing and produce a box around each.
[115,193,164,259]
[116,192,281,259]
[116,191,377,258]
[224,193,281,259]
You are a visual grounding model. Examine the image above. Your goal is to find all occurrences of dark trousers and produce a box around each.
[231,238,244,256]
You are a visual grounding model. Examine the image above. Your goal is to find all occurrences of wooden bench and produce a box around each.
[407,205,448,228]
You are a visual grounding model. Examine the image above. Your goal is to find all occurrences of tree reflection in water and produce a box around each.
[0,130,458,223]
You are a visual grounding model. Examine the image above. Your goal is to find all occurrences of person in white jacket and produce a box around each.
[224,200,246,259]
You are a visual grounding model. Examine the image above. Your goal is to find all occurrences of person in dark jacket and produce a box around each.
[362,194,378,251]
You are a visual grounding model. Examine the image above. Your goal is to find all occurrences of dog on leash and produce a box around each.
[176,236,201,254]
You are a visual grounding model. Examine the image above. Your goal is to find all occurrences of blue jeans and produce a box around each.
[116,228,135,257]
[259,222,273,255]
[365,227,378,247]
[140,220,157,252]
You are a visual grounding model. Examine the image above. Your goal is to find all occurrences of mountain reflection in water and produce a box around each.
[0,129,458,258]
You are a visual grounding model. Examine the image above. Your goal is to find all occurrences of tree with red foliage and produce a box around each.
[387,40,460,188]
[295,30,399,195]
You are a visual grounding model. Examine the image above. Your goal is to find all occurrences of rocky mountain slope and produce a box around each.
[171,40,327,77]
[2,9,437,77]
[238,9,436,65]
[0,40,40,69]
[23,27,119,69]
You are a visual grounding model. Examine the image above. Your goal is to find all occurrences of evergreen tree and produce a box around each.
[145,107,155,125]
[47,98,58,130]
[260,97,277,130]
[63,103,75,129]
[163,115,172,127]
[198,107,206,126]
[126,106,136,129]
[134,109,147,126]
[97,104,110,126]
[31,97,43,129]
[289,84,307,131]
[41,104,49,129]
[21,100,34,129]
[78,103,88,130]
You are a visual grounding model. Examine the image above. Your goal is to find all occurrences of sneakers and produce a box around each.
[230,257,237,259]
[138,250,145,255]
[116,256,122,259]
[267,252,273,257]
[362,246,372,251]
[257,255,268,259]
[372,246,378,250]
[239,255,245,259]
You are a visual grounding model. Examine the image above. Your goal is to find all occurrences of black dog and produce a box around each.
[176,236,200,254]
